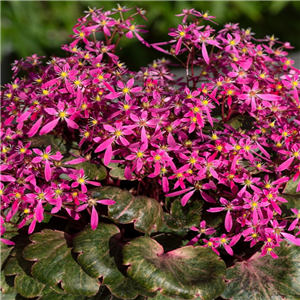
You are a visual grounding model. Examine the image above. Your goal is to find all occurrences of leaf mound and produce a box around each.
[123,237,226,299]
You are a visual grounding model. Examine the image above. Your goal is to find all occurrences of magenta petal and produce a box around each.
[28,116,43,137]
[35,200,44,222]
[281,232,300,246]
[4,116,14,126]
[181,190,195,206]
[64,158,85,165]
[45,108,57,115]
[0,238,15,245]
[97,199,116,205]
[17,110,31,123]
[202,43,210,64]
[278,157,294,171]
[39,118,60,135]
[65,118,79,129]
[166,187,193,197]
[44,160,52,181]
[207,207,225,213]
[257,94,281,101]
[95,137,114,153]
[224,244,233,256]
[186,234,200,246]
[175,37,182,55]
[0,175,16,182]
[162,176,169,193]
[225,210,233,232]
[91,206,98,230]
[288,218,299,231]
[28,219,37,234]
[201,191,216,203]
[104,144,113,166]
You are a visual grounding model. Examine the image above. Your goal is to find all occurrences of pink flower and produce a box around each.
[32,146,63,181]
[69,169,101,193]
[77,198,116,230]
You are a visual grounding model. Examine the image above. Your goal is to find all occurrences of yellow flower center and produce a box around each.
[123,104,130,110]
[220,238,227,243]
[229,40,236,46]
[293,152,299,157]
[154,155,161,161]
[179,31,185,37]
[115,130,122,137]
[42,153,49,160]
[252,233,257,238]
[244,145,251,151]
[122,87,130,94]
[136,151,143,158]
[202,100,209,106]
[20,148,26,153]
[38,193,45,199]
[216,145,223,151]
[74,80,81,86]
[55,189,62,195]
[42,90,49,96]
[24,208,30,214]
[227,89,234,95]
[130,25,135,31]
[61,72,68,78]
[207,241,213,246]
[190,158,196,164]
[211,134,218,140]
[292,81,298,87]
[193,107,200,112]
[78,178,85,184]
[244,180,251,186]
[59,111,66,118]
[84,132,90,137]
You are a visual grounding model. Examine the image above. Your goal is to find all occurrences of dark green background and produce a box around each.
[1,1,300,83]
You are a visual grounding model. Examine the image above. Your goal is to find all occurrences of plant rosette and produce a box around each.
[1,5,300,300]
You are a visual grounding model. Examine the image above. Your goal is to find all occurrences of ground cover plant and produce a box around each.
[1,5,300,300]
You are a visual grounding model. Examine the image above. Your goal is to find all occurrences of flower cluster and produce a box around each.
[1,5,300,259]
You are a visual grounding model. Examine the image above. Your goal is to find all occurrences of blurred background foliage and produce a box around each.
[1,1,300,83]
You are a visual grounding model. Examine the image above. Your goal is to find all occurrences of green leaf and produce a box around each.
[152,233,183,253]
[164,199,202,230]
[73,225,156,299]
[22,230,100,296]
[226,115,255,131]
[283,176,300,195]
[73,225,124,283]
[149,294,204,300]
[281,194,300,211]
[107,161,126,180]
[3,241,46,298]
[0,291,18,300]
[25,134,67,154]
[123,237,226,299]
[222,244,300,300]
[68,161,107,181]
[269,0,289,14]
[0,271,15,294]
[89,186,164,233]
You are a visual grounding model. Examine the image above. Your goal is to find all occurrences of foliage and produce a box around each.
[1,4,300,300]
